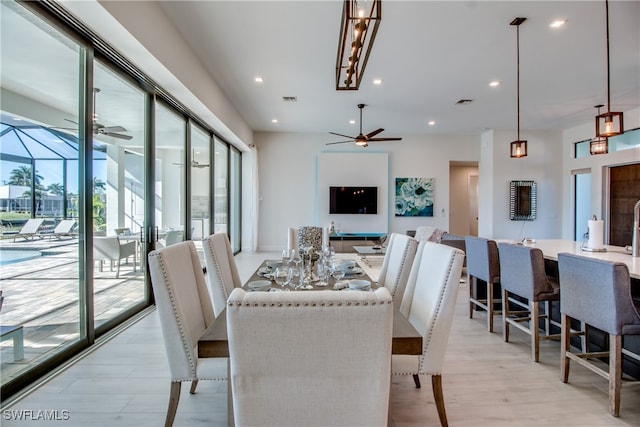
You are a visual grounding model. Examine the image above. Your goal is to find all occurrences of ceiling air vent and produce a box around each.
[282,96,297,102]
[456,99,473,105]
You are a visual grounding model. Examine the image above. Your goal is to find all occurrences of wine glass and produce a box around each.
[330,261,346,286]
[281,249,291,266]
[316,259,328,287]
[274,265,292,290]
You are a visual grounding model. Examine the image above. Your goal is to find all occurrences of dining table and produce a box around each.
[197,258,423,426]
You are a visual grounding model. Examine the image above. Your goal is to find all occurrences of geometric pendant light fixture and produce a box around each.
[335,0,382,90]
[595,0,624,138]
[510,17,527,158]
[590,105,609,155]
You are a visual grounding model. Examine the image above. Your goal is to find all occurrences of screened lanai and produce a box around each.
[0,113,107,226]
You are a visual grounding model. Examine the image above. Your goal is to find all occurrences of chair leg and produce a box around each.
[431,375,448,427]
[165,382,181,427]
[531,301,540,362]
[468,276,475,319]
[116,260,121,279]
[412,374,421,388]
[561,314,570,383]
[487,279,494,333]
[609,334,622,417]
[543,301,551,335]
[502,290,510,342]
[189,380,198,394]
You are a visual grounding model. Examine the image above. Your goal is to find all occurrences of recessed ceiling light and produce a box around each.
[550,19,566,28]
[489,80,500,87]
[373,78,383,85]
[255,76,263,83]
[349,120,356,124]
[271,119,278,124]
[428,121,436,126]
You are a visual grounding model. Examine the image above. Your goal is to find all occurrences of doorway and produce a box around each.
[449,162,479,236]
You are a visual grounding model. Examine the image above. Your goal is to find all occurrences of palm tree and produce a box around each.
[8,165,43,187]
[47,183,64,196]
[93,177,106,194]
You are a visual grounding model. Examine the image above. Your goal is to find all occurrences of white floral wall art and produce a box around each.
[395,177,434,217]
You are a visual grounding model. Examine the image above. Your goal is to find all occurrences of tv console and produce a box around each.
[329,232,386,253]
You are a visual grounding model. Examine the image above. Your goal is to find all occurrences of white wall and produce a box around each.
[317,153,388,234]
[484,129,564,241]
[254,132,480,251]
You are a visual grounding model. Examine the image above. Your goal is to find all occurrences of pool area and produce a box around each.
[0,249,42,266]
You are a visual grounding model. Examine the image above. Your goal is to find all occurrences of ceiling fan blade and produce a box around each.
[325,140,353,145]
[367,137,403,142]
[102,125,127,133]
[103,132,133,140]
[365,128,384,139]
[329,131,356,139]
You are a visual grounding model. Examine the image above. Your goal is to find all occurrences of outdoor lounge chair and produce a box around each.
[12,218,45,242]
[42,219,77,240]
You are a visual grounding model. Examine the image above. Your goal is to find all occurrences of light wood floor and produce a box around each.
[2,251,638,426]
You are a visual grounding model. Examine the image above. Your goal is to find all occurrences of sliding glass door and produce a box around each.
[0,0,83,391]
[92,61,147,329]
[1,0,242,400]
[155,102,186,248]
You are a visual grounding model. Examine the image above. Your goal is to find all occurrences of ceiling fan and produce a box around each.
[60,88,132,140]
[326,104,402,147]
[173,149,210,168]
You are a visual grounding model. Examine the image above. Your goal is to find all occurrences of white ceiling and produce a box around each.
[155,0,640,140]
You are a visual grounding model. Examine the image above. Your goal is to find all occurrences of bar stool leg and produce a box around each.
[531,301,540,362]
[609,334,622,417]
[468,276,475,319]
[487,279,493,332]
[502,290,510,342]
[561,314,570,383]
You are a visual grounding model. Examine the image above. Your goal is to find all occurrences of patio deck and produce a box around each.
[0,237,144,384]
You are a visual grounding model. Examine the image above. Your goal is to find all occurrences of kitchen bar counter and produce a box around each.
[517,239,639,279]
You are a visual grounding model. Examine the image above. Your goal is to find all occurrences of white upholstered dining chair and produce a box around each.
[226,287,393,427]
[377,232,418,308]
[148,241,227,427]
[394,241,465,427]
[202,232,242,317]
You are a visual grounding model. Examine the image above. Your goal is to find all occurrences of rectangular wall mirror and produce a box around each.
[509,180,537,220]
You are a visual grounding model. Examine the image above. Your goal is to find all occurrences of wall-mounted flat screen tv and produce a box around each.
[329,186,378,214]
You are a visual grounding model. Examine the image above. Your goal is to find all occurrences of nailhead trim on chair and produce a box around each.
[418,253,458,375]
[389,240,415,297]
[150,250,197,383]
[204,237,230,300]
[228,300,391,307]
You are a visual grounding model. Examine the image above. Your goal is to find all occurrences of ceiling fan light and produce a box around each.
[355,139,368,146]
[510,140,527,158]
